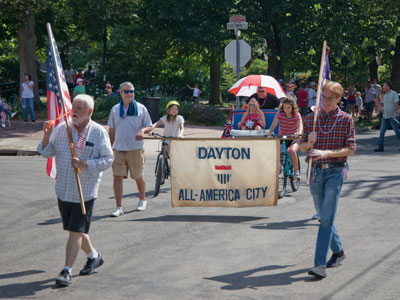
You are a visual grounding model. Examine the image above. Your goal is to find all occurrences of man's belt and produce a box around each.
[313,162,345,169]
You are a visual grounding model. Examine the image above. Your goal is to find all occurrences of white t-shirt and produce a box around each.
[64,69,75,83]
[308,88,316,107]
[160,115,184,137]
[21,81,34,98]
[193,88,201,97]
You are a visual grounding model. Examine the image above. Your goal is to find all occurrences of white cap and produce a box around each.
[77,78,84,83]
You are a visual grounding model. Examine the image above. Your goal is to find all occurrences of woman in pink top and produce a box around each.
[267,97,303,178]
[238,98,266,130]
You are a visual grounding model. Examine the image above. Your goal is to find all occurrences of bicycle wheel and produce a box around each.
[290,156,301,192]
[154,154,165,197]
[278,155,287,199]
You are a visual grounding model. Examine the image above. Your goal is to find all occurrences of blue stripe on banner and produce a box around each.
[217,174,232,184]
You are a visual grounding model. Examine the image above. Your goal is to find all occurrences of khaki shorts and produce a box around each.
[112,149,146,179]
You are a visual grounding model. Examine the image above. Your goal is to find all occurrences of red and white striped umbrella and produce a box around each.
[228,75,286,98]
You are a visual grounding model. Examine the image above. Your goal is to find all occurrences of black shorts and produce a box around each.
[280,140,294,150]
[58,198,95,233]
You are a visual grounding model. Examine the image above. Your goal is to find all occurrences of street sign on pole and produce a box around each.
[224,40,251,68]
[227,22,248,30]
[227,15,249,109]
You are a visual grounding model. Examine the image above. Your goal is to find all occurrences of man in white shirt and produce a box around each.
[64,64,75,92]
[374,81,400,151]
[108,82,152,216]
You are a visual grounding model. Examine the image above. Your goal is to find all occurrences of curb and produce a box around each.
[0,149,39,156]
[355,126,373,134]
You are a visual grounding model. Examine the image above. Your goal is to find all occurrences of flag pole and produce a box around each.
[46,23,86,215]
[307,40,327,185]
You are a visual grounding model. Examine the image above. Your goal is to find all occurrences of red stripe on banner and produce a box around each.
[215,165,232,170]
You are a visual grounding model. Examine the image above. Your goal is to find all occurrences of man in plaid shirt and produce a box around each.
[38,94,113,287]
[299,80,356,279]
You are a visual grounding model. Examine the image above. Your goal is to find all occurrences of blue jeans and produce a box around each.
[378,117,400,147]
[22,97,35,121]
[0,105,11,116]
[309,166,344,267]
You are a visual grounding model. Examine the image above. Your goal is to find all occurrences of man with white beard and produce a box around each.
[38,94,114,287]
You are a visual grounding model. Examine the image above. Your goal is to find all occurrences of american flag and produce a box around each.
[318,47,331,108]
[46,24,72,178]
[76,121,91,150]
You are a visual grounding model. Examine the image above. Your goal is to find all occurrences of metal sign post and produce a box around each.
[226,15,249,109]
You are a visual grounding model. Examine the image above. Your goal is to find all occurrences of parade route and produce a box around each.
[1,123,400,299]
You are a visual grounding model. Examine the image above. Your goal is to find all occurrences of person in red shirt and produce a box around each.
[299,80,356,279]
[296,83,309,117]
[74,68,84,85]
[267,97,303,178]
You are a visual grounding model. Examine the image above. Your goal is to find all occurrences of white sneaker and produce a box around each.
[312,213,320,220]
[110,207,124,217]
[294,170,301,179]
[11,112,17,118]
[137,200,147,211]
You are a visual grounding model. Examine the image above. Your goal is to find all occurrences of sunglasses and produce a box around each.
[249,104,256,107]
[257,90,266,93]
[123,90,135,94]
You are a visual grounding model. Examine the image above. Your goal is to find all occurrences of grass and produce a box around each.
[354,115,380,130]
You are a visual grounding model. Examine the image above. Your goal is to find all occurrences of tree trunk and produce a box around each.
[103,26,107,84]
[17,8,40,109]
[369,60,378,82]
[209,53,222,105]
[391,35,400,92]
[266,22,284,80]
[367,46,378,82]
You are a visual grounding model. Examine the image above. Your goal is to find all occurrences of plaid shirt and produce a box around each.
[38,121,114,203]
[301,107,356,164]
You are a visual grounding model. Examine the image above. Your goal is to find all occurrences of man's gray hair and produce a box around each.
[73,94,94,110]
[119,82,134,91]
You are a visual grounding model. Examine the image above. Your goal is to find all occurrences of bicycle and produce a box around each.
[152,132,170,197]
[273,135,301,199]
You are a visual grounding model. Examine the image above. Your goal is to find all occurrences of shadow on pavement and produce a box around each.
[0,270,45,280]
[0,270,54,299]
[37,213,116,226]
[107,188,171,200]
[205,265,315,290]
[341,175,400,199]
[251,218,319,230]
[131,215,268,224]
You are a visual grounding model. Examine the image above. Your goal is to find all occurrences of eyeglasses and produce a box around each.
[123,90,135,94]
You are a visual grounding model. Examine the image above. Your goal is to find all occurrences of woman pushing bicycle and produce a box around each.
[146,100,184,154]
[267,97,303,179]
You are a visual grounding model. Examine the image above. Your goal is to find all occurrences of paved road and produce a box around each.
[0,127,400,299]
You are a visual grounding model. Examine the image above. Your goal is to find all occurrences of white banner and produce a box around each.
[170,139,279,207]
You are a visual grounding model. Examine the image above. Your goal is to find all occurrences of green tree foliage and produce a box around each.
[2,0,400,115]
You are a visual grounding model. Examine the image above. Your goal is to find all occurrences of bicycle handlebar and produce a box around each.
[152,132,166,138]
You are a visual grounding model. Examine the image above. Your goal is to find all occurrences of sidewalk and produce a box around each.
[0,120,224,155]
[0,119,375,155]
